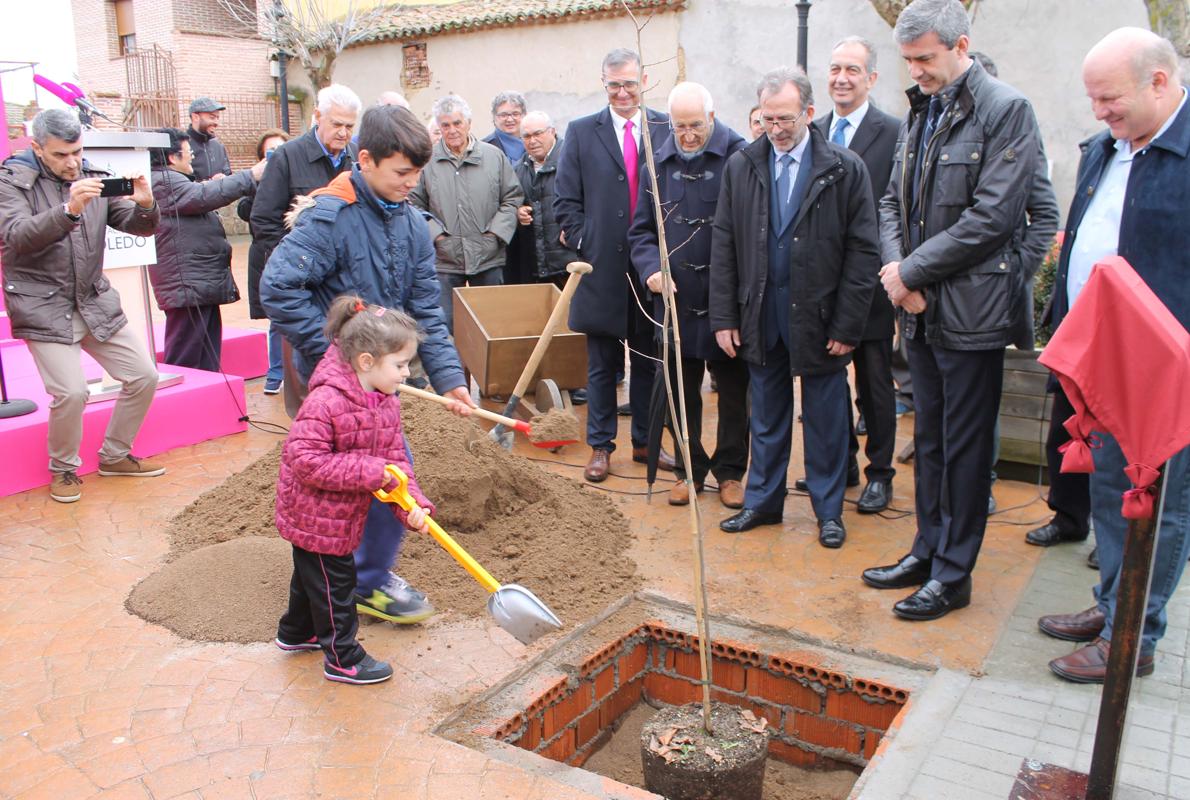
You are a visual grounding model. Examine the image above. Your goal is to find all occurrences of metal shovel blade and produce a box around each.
[487,584,562,645]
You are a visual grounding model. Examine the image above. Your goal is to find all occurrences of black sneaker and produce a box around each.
[324,654,393,685]
[275,635,320,652]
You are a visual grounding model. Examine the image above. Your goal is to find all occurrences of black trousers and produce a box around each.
[663,353,750,485]
[278,545,366,669]
[847,337,897,484]
[905,339,1005,585]
[163,304,222,372]
[1044,384,1091,533]
[586,324,656,451]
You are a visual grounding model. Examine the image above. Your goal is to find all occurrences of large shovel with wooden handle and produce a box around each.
[396,384,578,448]
[373,464,563,645]
[489,260,593,449]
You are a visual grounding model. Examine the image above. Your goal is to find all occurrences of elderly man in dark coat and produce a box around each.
[514,111,576,286]
[554,48,672,482]
[628,82,749,508]
[709,66,880,548]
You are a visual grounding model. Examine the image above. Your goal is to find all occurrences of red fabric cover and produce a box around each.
[275,344,433,556]
[1039,256,1190,519]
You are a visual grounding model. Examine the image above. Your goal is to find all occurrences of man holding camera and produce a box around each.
[0,109,163,503]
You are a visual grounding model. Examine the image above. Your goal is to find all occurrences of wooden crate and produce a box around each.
[998,348,1052,468]
[453,283,587,397]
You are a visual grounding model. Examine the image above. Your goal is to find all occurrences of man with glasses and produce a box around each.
[555,48,674,483]
[709,66,880,548]
[628,82,750,509]
[513,111,576,287]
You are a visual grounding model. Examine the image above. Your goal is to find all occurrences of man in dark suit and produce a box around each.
[554,48,674,482]
[709,66,880,548]
[809,36,901,514]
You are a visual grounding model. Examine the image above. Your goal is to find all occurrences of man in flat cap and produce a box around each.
[187,96,231,181]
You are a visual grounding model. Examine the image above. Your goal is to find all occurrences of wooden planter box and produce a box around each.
[997,348,1052,479]
[453,283,587,397]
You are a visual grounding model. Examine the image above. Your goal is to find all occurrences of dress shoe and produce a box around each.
[718,479,745,509]
[862,554,932,589]
[1087,546,1099,569]
[856,481,891,514]
[1025,519,1090,547]
[818,518,846,548]
[856,414,867,436]
[570,388,587,405]
[794,461,860,492]
[893,577,972,621]
[617,402,632,416]
[1038,606,1106,642]
[668,479,703,506]
[632,446,676,472]
[1049,638,1154,684]
[584,448,611,483]
[720,508,782,533]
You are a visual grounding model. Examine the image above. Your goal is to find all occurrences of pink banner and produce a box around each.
[0,76,10,161]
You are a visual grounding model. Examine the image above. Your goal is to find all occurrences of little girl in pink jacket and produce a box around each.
[274,295,433,685]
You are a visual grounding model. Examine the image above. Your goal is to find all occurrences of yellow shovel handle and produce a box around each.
[374,465,501,594]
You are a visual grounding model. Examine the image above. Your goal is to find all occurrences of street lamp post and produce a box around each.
[796,1,813,72]
[272,0,290,132]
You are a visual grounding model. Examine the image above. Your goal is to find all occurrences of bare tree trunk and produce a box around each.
[868,0,980,28]
[1146,0,1190,74]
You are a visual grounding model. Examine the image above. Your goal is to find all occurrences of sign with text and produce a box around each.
[87,146,157,269]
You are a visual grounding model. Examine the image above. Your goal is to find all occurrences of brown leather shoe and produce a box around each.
[1038,606,1106,642]
[584,448,611,483]
[632,446,676,472]
[1049,638,1154,684]
[719,479,745,509]
[668,479,703,506]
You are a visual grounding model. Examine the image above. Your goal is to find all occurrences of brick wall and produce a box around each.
[173,0,257,37]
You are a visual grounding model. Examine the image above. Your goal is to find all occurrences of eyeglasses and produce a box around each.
[670,120,708,134]
[521,128,552,140]
[495,110,523,120]
[603,80,640,93]
[759,110,807,130]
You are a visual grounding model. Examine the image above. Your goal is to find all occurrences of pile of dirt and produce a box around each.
[126,399,639,644]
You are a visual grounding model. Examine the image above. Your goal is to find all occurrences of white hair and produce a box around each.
[317,84,362,114]
[522,110,553,129]
[667,82,714,115]
[433,94,472,122]
[376,91,410,109]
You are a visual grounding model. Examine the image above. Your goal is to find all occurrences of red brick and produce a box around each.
[618,642,649,684]
[747,669,822,713]
[711,658,746,693]
[518,716,542,751]
[863,730,882,761]
[785,712,863,754]
[568,745,594,768]
[543,686,593,739]
[575,709,601,748]
[599,677,643,729]
[670,649,704,681]
[768,737,819,767]
[709,690,782,729]
[644,673,702,707]
[824,691,902,731]
[539,728,576,763]
[593,665,615,701]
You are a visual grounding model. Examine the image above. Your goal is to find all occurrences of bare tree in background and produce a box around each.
[217,0,389,89]
[867,0,981,27]
[1145,0,1190,73]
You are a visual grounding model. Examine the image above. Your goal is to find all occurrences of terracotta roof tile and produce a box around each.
[360,0,686,46]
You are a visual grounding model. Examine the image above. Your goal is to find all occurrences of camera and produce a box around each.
[99,177,135,198]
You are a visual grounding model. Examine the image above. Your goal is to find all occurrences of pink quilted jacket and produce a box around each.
[275,344,433,556]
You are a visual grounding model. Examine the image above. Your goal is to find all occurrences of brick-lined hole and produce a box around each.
[487,624,912,773]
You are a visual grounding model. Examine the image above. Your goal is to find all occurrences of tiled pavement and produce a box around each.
[1,238,1186,798]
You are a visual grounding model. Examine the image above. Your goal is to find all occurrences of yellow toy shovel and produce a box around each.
[373,464,562,645]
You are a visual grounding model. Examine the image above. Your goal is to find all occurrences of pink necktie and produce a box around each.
[624,119,639,217]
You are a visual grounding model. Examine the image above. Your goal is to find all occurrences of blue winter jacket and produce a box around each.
[260,166,465,390]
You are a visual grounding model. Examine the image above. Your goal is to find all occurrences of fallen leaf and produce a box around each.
[741,709,759,723]
[705,747,723,764]
[658,727,678,747]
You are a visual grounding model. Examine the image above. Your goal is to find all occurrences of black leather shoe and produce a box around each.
[856,414,867,436]
[570,388,587,405]
[862,554,932,589]
[1025,520,1090,547]
[818,518,846,548]
[893,577,972,621]
[720,508,782,533]
[617,402,632,416]
[1087,546,1099,569]
[795,462,860,493]
[856,481,891,514]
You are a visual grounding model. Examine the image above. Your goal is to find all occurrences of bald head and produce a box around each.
[666,82,715,154]
[520,110,556,163]
[376,91,411,109]
[1083,27,1184,149]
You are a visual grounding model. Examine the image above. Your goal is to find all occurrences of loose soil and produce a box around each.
[528,408,581,444]
[127,399,638,644]
[584,702,859,800]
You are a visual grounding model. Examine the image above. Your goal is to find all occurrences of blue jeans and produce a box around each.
[266,324,284,387]
[353,437,414,593]
[1092,432,1190,654]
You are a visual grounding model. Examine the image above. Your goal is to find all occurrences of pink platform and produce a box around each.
[0,341,249,497]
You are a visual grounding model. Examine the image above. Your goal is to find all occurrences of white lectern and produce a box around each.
[82,130,182,401]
